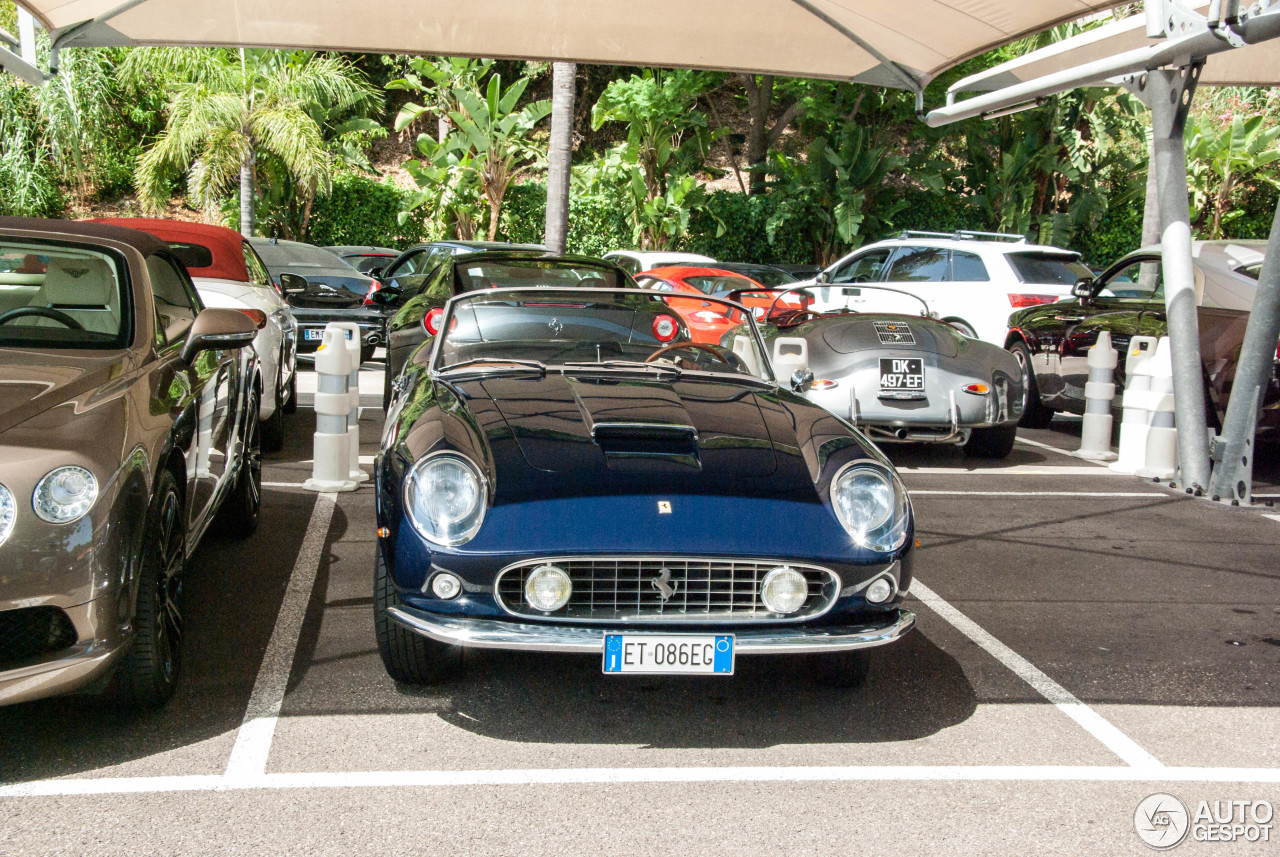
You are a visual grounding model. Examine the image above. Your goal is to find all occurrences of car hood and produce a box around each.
[0,349,128,435]
[815,315,961,358]
[477,374,778,477]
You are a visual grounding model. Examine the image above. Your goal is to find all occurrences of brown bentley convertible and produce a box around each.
[0,218,262,709]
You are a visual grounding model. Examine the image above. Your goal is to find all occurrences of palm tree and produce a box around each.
[544,62,576,254]
[123,48,379,236]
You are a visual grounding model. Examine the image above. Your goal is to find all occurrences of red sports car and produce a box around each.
[636,266,811,344]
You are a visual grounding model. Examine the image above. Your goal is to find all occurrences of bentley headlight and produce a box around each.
[0,483,16,546]
[403,453,487,546]
[33,466,98,524]
[831,463,909,552]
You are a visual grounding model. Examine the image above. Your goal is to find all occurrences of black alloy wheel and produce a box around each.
[218,385,262,537]
[112,469,185,709]
[262,365,286,452]
[282,366,298,415]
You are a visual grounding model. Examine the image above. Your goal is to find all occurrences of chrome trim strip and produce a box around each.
[492,556,845,625]
[388,606,916,654]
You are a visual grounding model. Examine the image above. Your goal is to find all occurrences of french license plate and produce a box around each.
[603,634,734,675]
[303,328,353,340]
[879,357,924,393]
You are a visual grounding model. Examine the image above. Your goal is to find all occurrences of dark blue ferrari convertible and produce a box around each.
[374,283,916,687]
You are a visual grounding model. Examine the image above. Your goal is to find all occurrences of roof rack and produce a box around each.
[897,230,1028,243]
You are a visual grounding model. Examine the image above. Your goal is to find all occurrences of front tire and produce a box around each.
[374,546,459,684]
[262,369,285,453]
[218,386,262,537]
[282,367,298,415]
[963,424,1018,459]
[1010,341,1055,428]
[807,649,871,689]
[111,469,185,709]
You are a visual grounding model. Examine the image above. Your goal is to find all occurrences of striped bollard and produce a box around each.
[1073,330,1118,461]
[303,325,358,493]
[332,322,369,484]
[1110,335,1158,474]
[1137,336,1177,480]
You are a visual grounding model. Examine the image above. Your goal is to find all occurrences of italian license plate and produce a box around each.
[603,634,734,675]
[304,328,353,340]
[879,357,924,394]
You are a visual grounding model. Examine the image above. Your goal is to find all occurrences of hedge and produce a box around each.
[500,183,631,256]
[306,172,429,248]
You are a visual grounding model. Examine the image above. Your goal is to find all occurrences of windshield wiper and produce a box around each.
[562,360,681,378]
[437,357,547,378]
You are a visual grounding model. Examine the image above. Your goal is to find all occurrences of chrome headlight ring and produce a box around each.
[0,483,16,546]
[33,466,99,525]
[829,461,910,552]
[402,451,489,547]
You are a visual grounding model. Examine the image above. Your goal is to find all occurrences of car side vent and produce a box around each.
[873,321,916,345]
[592,422,698,458]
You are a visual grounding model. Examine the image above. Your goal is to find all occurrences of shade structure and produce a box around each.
[949,1,1280,94]
[19,0,1122,90]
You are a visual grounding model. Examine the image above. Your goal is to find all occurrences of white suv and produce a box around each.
[801,231,1093,344]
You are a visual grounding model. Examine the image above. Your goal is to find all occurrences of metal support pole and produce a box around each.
[17,9,36,66]
[1141,64,1212,494]
[1207,196,1280,504]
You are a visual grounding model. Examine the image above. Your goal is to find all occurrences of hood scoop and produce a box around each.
[574,381,700,469]
[592,421,699,462]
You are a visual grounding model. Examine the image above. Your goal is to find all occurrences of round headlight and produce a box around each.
[831,463,909,552]
[525,565,572,612]
[865,577,895,605]
[760,566,808,614]
[403,453,487,546]
[0,483,16,546]
[33,466,98,524]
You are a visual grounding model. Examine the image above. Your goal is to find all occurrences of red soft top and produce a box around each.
[86,217,250,282]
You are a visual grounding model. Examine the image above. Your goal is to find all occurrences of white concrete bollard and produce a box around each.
[1074,330,1119,461]
[1137,336,1178,480]
[303,326,358,493]
[1110,335,1159,474]
[332,322,368,484]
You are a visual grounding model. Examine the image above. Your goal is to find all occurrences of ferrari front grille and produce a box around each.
[495,557,839,623]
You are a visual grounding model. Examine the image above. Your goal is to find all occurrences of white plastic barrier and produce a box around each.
[1110,335,1159,474]
[331,322,369,484]
[303,325,358,493]
[1074,330,1118,461]
[1137,336,1178,480]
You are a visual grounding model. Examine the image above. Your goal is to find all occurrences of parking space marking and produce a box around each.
[223,492,337,781]
[909,580,1163,769]
[910,491,1158,497]
[1265,514,1280,524]
[262,481,309,489]
[1015,436,1112,465]
[6,764,1280,798]
[899,466,1126,475]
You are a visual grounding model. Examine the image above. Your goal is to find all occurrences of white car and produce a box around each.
[799,231,1093,345]
[90,219,298,451]
[603,249,716,277]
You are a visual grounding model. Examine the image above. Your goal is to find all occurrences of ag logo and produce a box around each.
[1134,793,1190,849]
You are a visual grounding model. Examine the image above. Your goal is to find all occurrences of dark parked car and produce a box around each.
[374,251,634,408]
[711,262,800,288]
[325,244,401,276]
[0,217,261,709]
[1007,241,1277,431]
[250,238,383,364]
[374,287,916,688]
[374,239,547,293]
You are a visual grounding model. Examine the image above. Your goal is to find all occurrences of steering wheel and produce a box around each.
[645,341,743,371]
[775,309,823,326]
[0,306,85,330]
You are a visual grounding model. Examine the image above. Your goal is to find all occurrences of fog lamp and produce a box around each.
[865,577,895,605]
[431,572,462,600]
[760,566,808,614]
[525,565,572,612]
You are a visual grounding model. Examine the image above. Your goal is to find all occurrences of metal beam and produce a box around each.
[1207,198,1280,504]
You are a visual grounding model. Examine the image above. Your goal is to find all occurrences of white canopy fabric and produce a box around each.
[19,0,1121,89]
[950,2,1280,93]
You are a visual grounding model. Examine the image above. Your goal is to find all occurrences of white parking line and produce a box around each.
[909,580,1162,769]
[223,492,337,781]
[910,491,1159,497]
[899,466,1125,475]
[6,764,1280,798]
[1015,436,1113,465]
[1265,514,1280,524]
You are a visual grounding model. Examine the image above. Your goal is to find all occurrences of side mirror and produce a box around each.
[370,285,401,306]
[790,368,815,393]
[1071,277,1095,300]
[182,308,257,363]
[367,267,385,280]
[816,271,831,284]
[279,272,308,295]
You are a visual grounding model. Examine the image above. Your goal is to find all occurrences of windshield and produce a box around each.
[0,240,130,349]
[252,240,353,272]
[455,259,626,291]
[1005,252,1092,285]
[433,288,773,382]
[683,274,757,294]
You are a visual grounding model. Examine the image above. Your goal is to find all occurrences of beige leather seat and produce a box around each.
[26,257,121,334]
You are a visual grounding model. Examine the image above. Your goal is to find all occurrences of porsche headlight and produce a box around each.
[33,466,98,524]
[403,453,487,546]
[0,483,16,546]
[831,463,909,552]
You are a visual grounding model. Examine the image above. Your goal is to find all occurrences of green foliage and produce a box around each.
[684,191,811,263]
[306,172,427,247]
[499,182,631,257]
[1185,112,1280,239]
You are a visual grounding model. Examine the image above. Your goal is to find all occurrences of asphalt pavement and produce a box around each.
[2,363,1278,856]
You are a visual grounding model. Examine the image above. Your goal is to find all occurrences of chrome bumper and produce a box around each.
[387,606,916,654]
